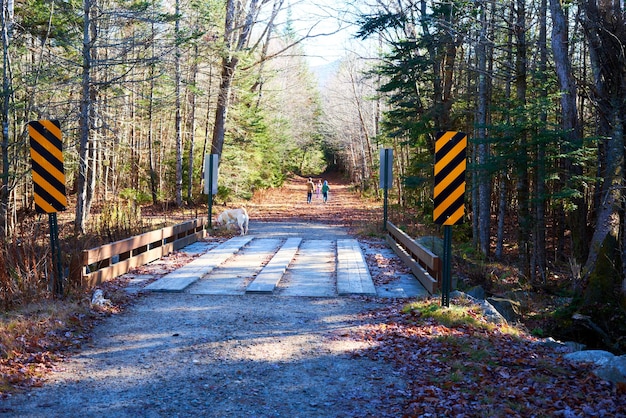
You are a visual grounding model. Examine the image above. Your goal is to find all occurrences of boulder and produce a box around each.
[534,337,586,352]
[465,285,486,300]
[565,350,615,366]
[451,291,507,324]
[564,350,626,384]
[486,296,521,323]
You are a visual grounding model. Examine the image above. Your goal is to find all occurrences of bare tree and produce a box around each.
[211,0,285,158]
[0,0,12,237]
[550,0,587,263]
[174,0,183,206]
[75,0,96,233]
[578,0,626,302]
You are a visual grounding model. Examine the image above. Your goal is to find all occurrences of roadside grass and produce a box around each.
[401,297,523,336]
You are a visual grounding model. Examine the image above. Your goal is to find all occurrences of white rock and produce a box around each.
[565,350,626,384]
[564,349,615,366]
[91,289,111,307]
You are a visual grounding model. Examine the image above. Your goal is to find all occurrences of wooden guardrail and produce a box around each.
[81,218,207,288]
[385,221,442,294]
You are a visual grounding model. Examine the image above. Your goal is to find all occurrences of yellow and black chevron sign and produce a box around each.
[434,131,467,225]
[28,120,67,213]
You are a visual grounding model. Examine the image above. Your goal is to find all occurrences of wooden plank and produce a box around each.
[146,235,252,292]
[83,228,164,265]
[83,234,202,287]
[386,222,440,271]
[81,218,207,287]
[83,245,165,287]
[336,239,376,295]
[246,238,301,294]
[386,235,438,294]
[84,218,206,265]
[172,230,204,252]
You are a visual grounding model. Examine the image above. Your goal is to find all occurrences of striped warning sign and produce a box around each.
[434,131,467,225]
[28,120,67,213]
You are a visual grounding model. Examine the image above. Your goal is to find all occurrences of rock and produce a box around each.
[486,297,521,323]
[594,358,626,384]
[451,291,507,324]
[534,338,585,352]
[565,350,615,366]
[465,285,486,300]
[477,299,508,324]
[91,289,111,307]
[563,341,587,352]
[564,350,626,384]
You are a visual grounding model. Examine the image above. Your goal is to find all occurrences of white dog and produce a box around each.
[216,207,249,236]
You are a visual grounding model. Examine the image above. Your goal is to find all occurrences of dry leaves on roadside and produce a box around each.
[347,299,626,417]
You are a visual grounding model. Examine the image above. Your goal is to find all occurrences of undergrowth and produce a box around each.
[401,298,523,337]
[1,198,159,311]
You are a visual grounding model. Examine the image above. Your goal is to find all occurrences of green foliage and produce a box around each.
[119,188,152,205]
[531,327,546,337]
[215,48,326,198]
[16,0,83,46]
[215,185,233,204]
[402,299,489,329]
[219,89,287,198]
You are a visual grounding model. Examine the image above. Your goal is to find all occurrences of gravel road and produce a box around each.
[0,222,417,417]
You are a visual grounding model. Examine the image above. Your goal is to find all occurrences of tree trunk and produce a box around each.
[0,0,11,238]
[535,0,548,283]
[200,64,214,195]
[211,55,236,157]
[210,0,260,159]
[186,43,198,203]
[495,174,506,259]
[579,1,626,305]
[514,0,530,278]
[76,0,95,233]
[550,0,587,263]
[174,0,183,207]
[476,1,490,257]
[496,3,514,260]
[348,65,374,190]
[148,58,157,204]
[582,107,622,300]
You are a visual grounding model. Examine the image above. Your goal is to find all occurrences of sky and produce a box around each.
[280,0,362,67]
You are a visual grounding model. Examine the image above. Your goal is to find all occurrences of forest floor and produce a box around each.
[0,173,625,416]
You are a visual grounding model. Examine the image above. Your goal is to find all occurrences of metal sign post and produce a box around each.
[442,225,452,307]
[204,154,218,228]
[48,213,63,295]
[379,148,393,231]
[28,120,67,296]
[433,131,467,307]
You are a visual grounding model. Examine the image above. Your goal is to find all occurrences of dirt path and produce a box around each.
[246,174,381,234]
[0,293,406,418]
[0,174,411,417]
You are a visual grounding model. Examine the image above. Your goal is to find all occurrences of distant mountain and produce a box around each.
[310,60,341,88]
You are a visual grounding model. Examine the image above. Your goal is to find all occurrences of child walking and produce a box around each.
[321,180,330,203]
[306,178,315,203]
